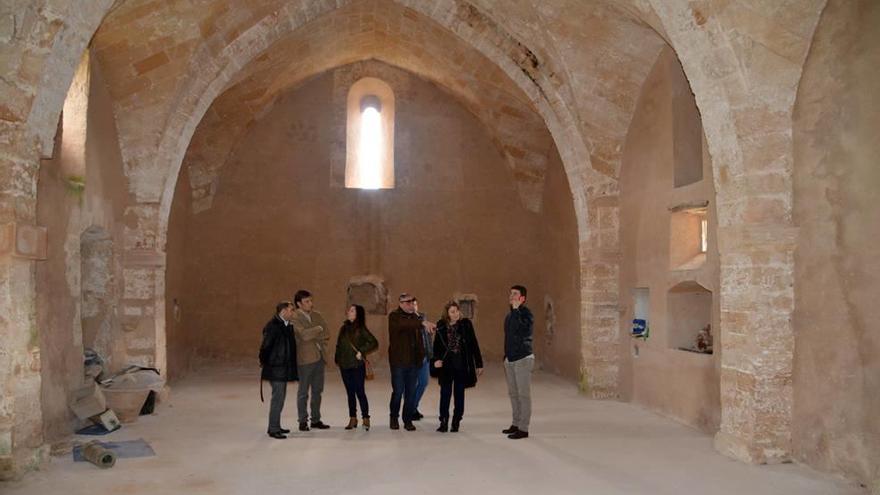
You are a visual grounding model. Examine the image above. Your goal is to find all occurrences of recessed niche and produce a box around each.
[631,287,649,338]
[544,295,556,347]
[671,53,703,188]
[454,293,478,320]
[669,202,708,270]
[346,275,388,315]
[667,281,712,353]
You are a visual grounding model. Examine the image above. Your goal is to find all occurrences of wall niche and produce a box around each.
[669,202,708,271]
[667,281,713,353]
[453,293,478,320]
[544,295,556,348]
[346,275,388,315]
[671,50,703,188]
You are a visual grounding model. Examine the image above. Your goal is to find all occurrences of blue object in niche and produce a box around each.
[632,319,647,337]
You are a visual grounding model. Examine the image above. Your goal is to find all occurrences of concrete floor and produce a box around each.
[4,365,865,495]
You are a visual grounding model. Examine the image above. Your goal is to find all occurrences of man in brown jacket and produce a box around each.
[388,293,434,431]
[291,289,331,431]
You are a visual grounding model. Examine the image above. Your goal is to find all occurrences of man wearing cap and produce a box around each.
[387,293,434,431]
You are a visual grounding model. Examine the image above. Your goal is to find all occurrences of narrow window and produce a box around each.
[700,218,708,253]
[358,96,383,189]
[346,78,395,189]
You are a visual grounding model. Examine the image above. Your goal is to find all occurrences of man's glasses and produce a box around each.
[401,299,415,304]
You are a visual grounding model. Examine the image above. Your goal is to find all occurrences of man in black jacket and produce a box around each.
[503,285,534,439]
[259,301,298,439]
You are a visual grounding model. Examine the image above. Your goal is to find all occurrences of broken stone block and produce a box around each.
[69,382,107,420]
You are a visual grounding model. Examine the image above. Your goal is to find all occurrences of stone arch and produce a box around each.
[180,14,557,215]
[0,0,833,479]
[24,1,117,157]
[646,0,827,464]
[0,1,119,478]
[146,0,611,396]
[154,0,598,242]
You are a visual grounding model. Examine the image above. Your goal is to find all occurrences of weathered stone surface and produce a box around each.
[3,0,869,486]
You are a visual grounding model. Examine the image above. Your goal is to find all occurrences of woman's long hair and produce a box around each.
[442,301,461,325]
[349,304,367,330]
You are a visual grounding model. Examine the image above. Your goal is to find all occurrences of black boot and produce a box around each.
[451,416,461,432]
[436,418,449,433]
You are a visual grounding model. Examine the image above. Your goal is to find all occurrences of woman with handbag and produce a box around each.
[335,304,379,430]
[432,301,483,433]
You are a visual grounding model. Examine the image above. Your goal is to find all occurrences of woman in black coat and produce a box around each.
[334,304,379,431]
[432,301,483,432]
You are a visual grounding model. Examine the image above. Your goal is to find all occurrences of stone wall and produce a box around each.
[618,47,721,433]
[792,0,880,486]
[34,52,129,446]
[2,0,868,484]
[164,167,193,380]
[166,61,577,368]
[535,150,581,379]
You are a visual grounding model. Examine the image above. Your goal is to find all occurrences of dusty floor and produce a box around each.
[4,365,865,495]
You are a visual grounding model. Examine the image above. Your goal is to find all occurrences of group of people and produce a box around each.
[258,285,534,440]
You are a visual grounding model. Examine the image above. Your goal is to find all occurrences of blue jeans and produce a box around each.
[413,358,430,411]
[389,365,419,422]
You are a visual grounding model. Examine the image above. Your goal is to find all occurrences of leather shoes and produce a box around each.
[404,421,416,431]
[310,421,330,430]
[279,428,291,434]
[298,422,310,432]
[502,425,519,434]
[390,417,400,430]
[412,411,423,421]
[268,432,287,439]
[508,430,529,439]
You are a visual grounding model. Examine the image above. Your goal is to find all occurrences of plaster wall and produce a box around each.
[792,0,880,485]
[34,53,128,444]
[165,168,193,380]
[535,151,581,380]
[167,62,577,369]
[618,47,721,433]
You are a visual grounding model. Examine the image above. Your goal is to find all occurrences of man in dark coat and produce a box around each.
[387,293,433,431]
[259,301,298,439]
[503,285,534,440]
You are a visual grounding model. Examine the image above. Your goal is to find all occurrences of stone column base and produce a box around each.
[714,430,790,465]
[0,444,49,481]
